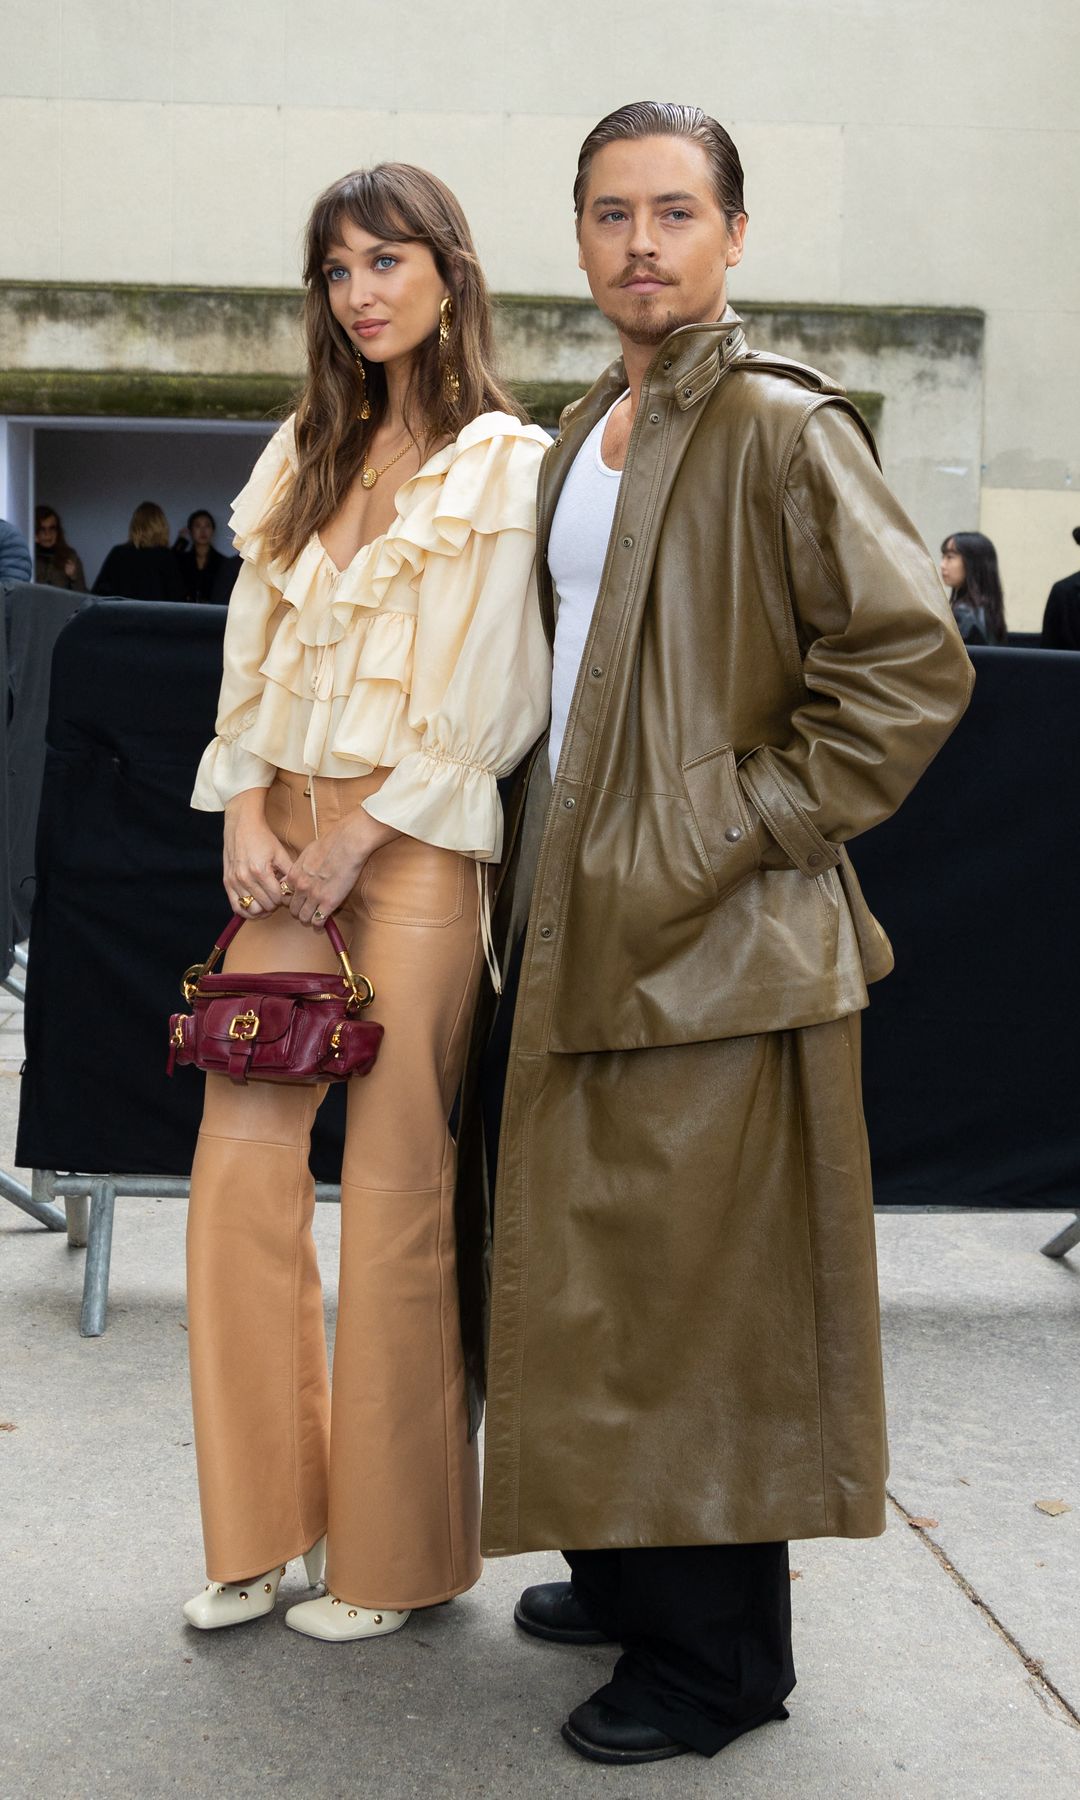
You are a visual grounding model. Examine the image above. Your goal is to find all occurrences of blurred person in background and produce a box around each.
[939,531,1006,645]
[1041,525,1080,650]
[173,508,226,602]
[92,501,185,601]
[34,505,87,590]
[209,552,242,605]
[0,517,33,588]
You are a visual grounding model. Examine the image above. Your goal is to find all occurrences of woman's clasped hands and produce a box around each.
[223,787,400,927]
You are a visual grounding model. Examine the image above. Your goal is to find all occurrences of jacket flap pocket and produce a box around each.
[680,746,760,899]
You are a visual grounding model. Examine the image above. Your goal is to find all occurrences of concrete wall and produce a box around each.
[2,0,1078,624]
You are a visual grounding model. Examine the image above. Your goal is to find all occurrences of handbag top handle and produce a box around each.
[181,911,374,1012]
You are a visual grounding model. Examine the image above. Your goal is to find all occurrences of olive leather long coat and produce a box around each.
[456,311,973,1556]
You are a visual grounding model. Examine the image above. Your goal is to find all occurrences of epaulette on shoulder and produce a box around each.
[730,349,846,397]
[558,395,587,431]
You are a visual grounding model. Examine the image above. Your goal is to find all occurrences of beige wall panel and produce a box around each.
[839,124,1080,312]
[58,101,173,281]
[727,123,844,303]
[981,310,1079,487]
[1,0,60,98]
[172,0,287,107]
[61,0,171,102]
[280,0,497,114]
[0,100,61,280]
[172,105,285,286]
[497,114,595,297]
[980,488,1080,633]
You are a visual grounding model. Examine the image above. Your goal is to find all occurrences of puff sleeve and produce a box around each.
[190,420,296,810]
[361,427,550,861]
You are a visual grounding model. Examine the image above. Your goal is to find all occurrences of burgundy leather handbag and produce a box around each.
[167,913,383,1085]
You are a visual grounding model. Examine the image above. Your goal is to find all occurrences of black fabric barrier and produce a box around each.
[5,582,87,940]
[15,601,345,1179]
[855,645,1079,1208]
[16,616,1079,1209]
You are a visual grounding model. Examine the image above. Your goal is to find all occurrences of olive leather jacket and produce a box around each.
[514,310,974,1056]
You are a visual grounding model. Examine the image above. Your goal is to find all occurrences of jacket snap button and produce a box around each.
[539,925,553,939]
[620,535,634,548]
[662,358,672,370]
[590,665,603,677]
[683,386,693,398]
[808,852,824,868]
[649,412,660,424]
[563,797,576,810]
[724,826,743,843]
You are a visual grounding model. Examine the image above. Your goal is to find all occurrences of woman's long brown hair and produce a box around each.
[263,163,523,569]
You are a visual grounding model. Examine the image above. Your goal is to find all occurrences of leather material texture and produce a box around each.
[187,769,484,1610]
[168,912,383,1084]
[470,315,971,1558]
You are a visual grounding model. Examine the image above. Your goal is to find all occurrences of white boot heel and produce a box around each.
[183,1562,287,1631]
[285,1595,411,1642]
[302,1535,327,1586]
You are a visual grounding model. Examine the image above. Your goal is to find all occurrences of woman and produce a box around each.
[173,509,226,602]
[34,505,87,590]
[183,164,550,1643]
[93,501,185,601]
[940,531,1006,645]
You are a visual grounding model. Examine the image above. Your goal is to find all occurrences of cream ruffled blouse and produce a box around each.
[192,411,552,871]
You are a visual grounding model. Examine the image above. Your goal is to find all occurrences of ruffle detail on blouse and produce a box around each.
[227,411,550,657]
[362,746,503,863]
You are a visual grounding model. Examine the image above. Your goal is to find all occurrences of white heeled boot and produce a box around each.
[285,1592,411,1642]
[183,1535,326,1630]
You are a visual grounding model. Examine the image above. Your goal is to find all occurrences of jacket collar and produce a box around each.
[535,307,746,639]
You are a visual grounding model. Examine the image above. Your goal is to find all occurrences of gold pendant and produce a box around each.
[360,466,377,489]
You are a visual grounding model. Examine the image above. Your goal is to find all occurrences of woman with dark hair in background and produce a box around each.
[940,531,1007,645]
[93,501,185,601]
[173,508,226,602]
[1041,526,1080,650]
[34,505,87,590]
[182,163,550,1645]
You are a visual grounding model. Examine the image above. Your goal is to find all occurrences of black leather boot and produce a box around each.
[513,1580,619,1645]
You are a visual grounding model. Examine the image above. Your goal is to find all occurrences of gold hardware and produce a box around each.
[330,1023,344,1053]
[171,1019,187,1049]
[181,963,205,1002]
[238,895,254,910]
[439,296,460,404]
[373,1613,383,1625]
[360,438,411,491]
[348,1609,357,1618]
[354,349,372,421]
[263,1583,272,1593]
[227,1011,259,1042]
[239,1591,248,1600]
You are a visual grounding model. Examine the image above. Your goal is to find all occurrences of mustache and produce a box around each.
[611,264,678,289]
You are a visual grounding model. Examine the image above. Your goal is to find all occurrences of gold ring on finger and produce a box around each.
[312,908,325,922]
[238,894,254,910]
[279,882,293,896]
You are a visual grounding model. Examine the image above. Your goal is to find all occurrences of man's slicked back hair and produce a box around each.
[573,101,746,228]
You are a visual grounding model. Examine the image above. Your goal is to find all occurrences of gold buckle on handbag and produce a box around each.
[227,1011,260,1042]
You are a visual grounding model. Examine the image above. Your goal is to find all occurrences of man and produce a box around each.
[456,102,973,1767]
[0,516,32,589]
[1042,525,1080,649]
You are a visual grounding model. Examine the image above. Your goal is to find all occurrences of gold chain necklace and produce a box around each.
[360,437,412,490]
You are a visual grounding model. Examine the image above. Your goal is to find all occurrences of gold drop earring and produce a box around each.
[354,349,372,421]
[439,296,461,404]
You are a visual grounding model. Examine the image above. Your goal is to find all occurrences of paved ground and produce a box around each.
[2,983,1078,1798]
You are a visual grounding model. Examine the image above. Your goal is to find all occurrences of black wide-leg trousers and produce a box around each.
[565,1542,796,1757]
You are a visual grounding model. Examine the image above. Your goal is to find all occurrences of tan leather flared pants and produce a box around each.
[186,770,483,1609]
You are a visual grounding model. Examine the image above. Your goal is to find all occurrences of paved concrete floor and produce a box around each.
[2,993,1078,1798]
